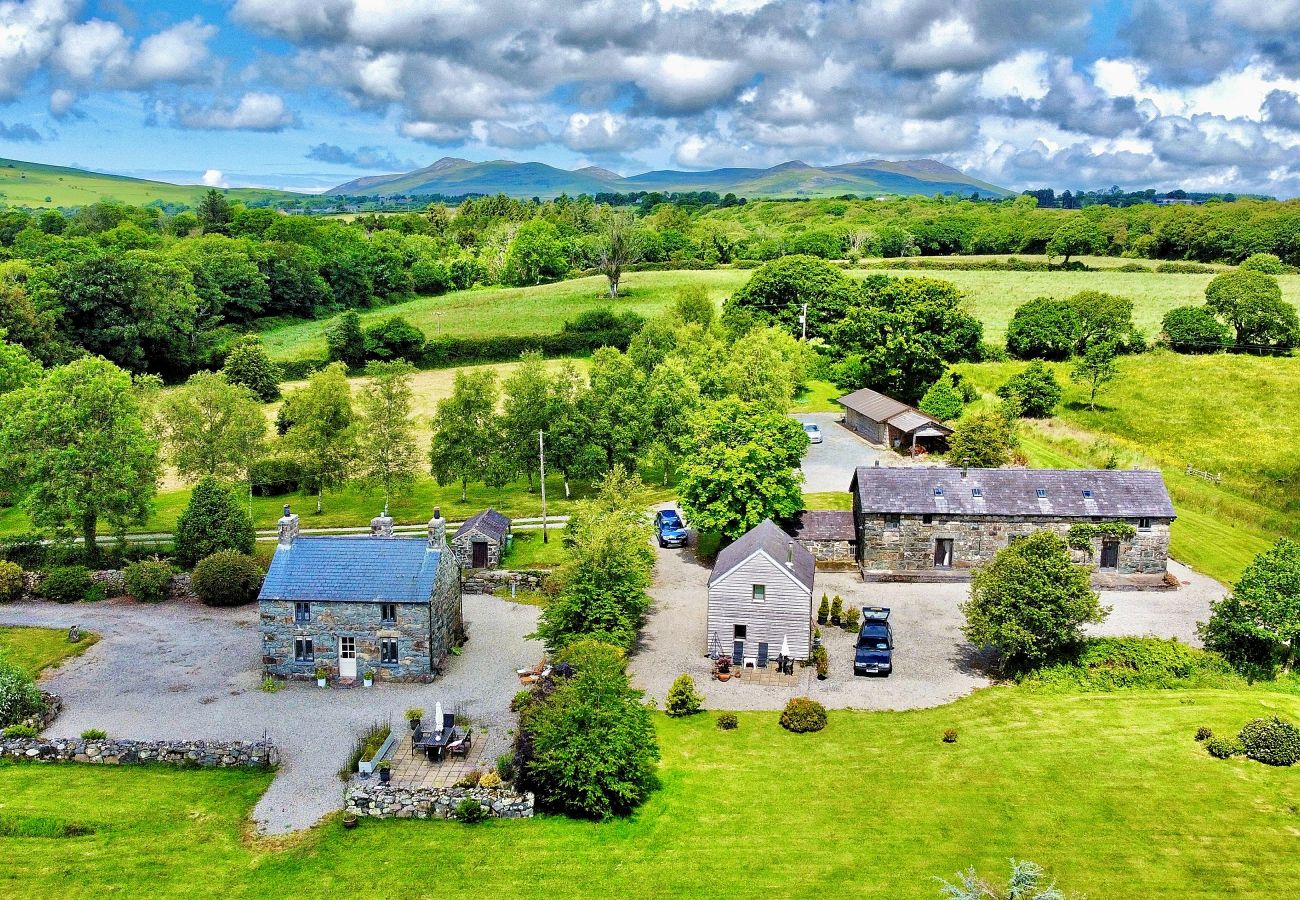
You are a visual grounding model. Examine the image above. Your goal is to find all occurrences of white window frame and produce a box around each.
[752,584,765,603]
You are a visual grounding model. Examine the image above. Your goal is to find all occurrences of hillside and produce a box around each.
[329,156,1011,199]
[0,158,299,208]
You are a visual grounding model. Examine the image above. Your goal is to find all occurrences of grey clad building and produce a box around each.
[258,506,463,683]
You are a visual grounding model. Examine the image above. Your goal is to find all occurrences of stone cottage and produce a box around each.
[785,510,857,568]
[451,508,511,569]
[258,506,462,683]
[851,465,1175,580]
[707,519,815,664]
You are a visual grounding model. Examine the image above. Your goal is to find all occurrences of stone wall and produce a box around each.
[796,539,856,566]
[346,782,534,820]
[461,569,549,595]
[859,513,1172,575]
[451,532,504,570]
[19,691,63,731]
[1,737,277,768]
[260,598,436,682]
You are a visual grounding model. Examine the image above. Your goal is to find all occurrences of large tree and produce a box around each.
[1045,217,1106,267]
[280,362,360,513]
[500,351,553,488]
[429,369,508,501]
[1200,538,1300,671]
[644,357,702,484]
[160,371,267,482]
[1204,269,1299,350]
[545,362,605,498]
[722,325,811,414]
[581,348,650,472]
[1,356,159,559]
[723,254,854,340]
[597,208,640,298]
[357,360,421,507]
[502,220,569,286]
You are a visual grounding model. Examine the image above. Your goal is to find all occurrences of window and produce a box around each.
[971,487,983,498]
[294,601,310,623]
[293,638,313,663]
[381,603,397,624]
[1138,517,1152,530]
[933,486,944,497]
[922,514,933,524]
[1035,488,1048,498]
[752,584,765,603]
[380,639,399,664]
[733,624,747,640]
[884,513,901,528]
[1081,489,1094,499]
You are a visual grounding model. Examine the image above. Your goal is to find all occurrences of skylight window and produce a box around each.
[1082,489,1094,499]
[1036,488,1048,498]
[971,487,982,498]
[933,486,944,497]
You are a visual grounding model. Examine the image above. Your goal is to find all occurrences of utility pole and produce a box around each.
[800,301,808,341]
[539,429,548,544]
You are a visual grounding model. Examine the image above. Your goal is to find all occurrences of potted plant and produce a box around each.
[314,665,328,687]
[814,645,829,680]
[830,595,843,626]
[817,593,829,625]
[406,707,424,731]
[714,654,732,682]
[363,670,374,688]
[377,760,391,784]
[343,814,359,829]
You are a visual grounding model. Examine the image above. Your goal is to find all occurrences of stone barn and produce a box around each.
[837,387,952,454]
[850,466,1175,582]
[452,508,511,569]
[786,510,857,568]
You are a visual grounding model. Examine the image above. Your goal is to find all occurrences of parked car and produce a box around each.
[654,508,689,548]
[854,606,893,676]
[802,422,823,444]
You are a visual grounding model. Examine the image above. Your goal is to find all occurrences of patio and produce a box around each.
[384,721,507,789]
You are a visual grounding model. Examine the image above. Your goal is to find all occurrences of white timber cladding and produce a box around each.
[707,550,813,660]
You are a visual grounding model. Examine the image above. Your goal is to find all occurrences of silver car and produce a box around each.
[802,422,823,444]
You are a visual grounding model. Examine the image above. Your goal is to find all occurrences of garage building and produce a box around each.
[837,387,952,454]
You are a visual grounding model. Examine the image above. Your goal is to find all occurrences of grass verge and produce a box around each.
[0,626,99,677]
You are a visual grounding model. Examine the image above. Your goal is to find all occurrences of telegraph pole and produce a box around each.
[539,429,548,544]
[800,301,808,340]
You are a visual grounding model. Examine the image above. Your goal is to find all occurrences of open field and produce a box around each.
[260,266,1300,364]
[0,626,98,677]
[960,351,1300,584]
[0,157,295,208]
[1,686,1297,898]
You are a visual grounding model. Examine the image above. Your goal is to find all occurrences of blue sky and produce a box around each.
[4,1,1300,194]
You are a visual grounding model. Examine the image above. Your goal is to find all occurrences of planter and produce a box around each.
[363,677,373,688]
[816,615,827,625]
[343,815,358,830]
[316,677,327,688]
[378,767,391,784]
[717,672,732,682]
[409,719,420,731]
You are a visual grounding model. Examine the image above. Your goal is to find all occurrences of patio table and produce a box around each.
[413,727,459,762]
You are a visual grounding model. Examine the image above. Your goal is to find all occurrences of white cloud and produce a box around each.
[178,93,297,131]
[201,169,227,187]
[0,0,78,98]
[624,52,749,113]
[978,51,1050,101]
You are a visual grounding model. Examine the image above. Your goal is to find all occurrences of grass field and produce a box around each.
[0,686,1297,898]
[501,531,568,569]
[0,157,295,208]
[0,626,98,676]
[260,266,1300,364]
[960,350,1300,584]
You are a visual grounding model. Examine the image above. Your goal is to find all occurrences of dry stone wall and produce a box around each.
[1,737,278,768]
[346,783,534,819]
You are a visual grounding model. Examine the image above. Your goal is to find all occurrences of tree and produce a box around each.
[669,283,715,328]
[1200,538,1300,671]
[1066,290,1139,352]
[357,360,421,506]
[326,310,368,368]
[545,362,604,497]
[1070,340,1119,410]
[1005,297,1080,360]
[724,254,855,340]
[364,316,425,362]
[0,331,41,396]
[997,361,1063,418]
[597,208,640,298]
[0,356,159,559]
[1161,305,1232,353]
[500,352,553,489]
[940,859,1071,900]
[429,369,508,501]
[721,326,811,413]
[644,358,702,484]
[280,363,360,513]
[917,373,964,421]
[221,335,280,402]
[1046,217,1105,266]
[502,220,568,286]
[581,348,650,472]
[173,476,256,568]
[160,371,267,482]
[961,531,1108,671]
[1239,252,1284,273]
[946,403,1019,468]
[197,189,233,235]
[1204,269,1299,350]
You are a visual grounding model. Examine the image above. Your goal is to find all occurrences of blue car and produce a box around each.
[854,607,893,676]
[654,509,689,548]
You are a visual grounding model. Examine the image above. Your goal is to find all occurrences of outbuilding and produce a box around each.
[786,509,857,568]
[837,387,952,454]
[452,508,512,569]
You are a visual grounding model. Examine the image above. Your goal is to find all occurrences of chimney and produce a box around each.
[370,506,394,538]
[786,540,794,567]
[873,460,880,467]
[428,506,446,549]
[277,505,300,547]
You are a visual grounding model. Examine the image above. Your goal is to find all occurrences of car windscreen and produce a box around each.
[856,632,889,650]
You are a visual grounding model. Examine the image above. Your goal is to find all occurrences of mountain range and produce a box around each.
[329,157,1010,200]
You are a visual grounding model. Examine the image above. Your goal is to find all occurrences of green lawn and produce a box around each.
[960,350,1300,583]
[791,378,842,413]
[0,626,98,677]
[802,491,852,511]
[501,530,569,569]
[1,687,1298,898]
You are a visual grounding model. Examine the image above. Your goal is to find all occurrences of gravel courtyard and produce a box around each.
[1,593,542,835]
[794,411,929,493]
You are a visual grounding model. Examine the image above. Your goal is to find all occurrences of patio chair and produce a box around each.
[447,729,473,757]
[411,727,424,749]
[443,712,456,731]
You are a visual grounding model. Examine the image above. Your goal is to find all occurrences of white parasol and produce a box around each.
[434,701,444,736]
[780,635,790,659]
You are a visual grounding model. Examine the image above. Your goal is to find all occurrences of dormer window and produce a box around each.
[1035,488,1048,498]
[971,487,982,498]
[933,487,944,497]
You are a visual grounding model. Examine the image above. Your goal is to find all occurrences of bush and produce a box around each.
[3,723,37,738]
[248,455,303,497]
[221,336,280,402]
[38,565,91,604]
[1161,305,1231,353]
[122,559,173,604]
[917,374,965,421]
[325,310,367,368]
[1195,726,1214,742]
[942,728,958,743]
[364,316,425,362]
[1239,252,1284,274]
[779,697,827,733]
[1006,296,1080,360]
[174,477,256,568]
[495,751,516,782]
[817,594,829,622]
[454,798,488,824]
[1237,717,1300,766]
[190,550,262,607]
[0,660,43,727]
[716,712,738,730]
[0,560,23,603]
[829,595,843,625]
[80,728,107,740]
[814,644,829,679]
[1205,736,1240,759]
[455,769,483,788]
[996,360,1063,417]
[665,674,703,717]
[842,606,860,631]
[1018,638,1239,692]
[1156,261,1216,274]
[479,770,503,789]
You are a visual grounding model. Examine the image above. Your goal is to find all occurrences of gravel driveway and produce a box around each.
[794,412,893,493]
[1,593,542,834]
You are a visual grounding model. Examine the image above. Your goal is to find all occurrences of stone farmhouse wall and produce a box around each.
[1,737,278,768]
[795,538,856,566]
[451,530,505,569]
[346,783,534,820]
[859,513,1171,574]
[461,569,548,595]
[261,599,436,682]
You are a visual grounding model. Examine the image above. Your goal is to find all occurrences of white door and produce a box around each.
[339,636,357,678]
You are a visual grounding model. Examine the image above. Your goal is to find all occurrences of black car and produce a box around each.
[854,606,893,676]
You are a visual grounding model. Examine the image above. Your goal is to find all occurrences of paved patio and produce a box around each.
[383,725,500,789]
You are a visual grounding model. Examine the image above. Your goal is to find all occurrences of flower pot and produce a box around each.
[718,672,731,682]
[409,719,420,731]
[343,815,358,830]
[363,678,373,688]
[379,768,390,784]
[816,615,827,625]
[316,677,327,688]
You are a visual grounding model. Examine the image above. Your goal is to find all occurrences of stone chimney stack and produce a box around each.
[370,506,395,538]
[277,505,300,547]
[428,505,447,549]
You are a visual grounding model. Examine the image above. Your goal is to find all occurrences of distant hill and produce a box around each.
[329,156,1011,200]
[0,158,299,208]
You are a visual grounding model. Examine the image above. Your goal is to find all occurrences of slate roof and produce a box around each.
[454,508,511,543]
[787,510,856,543]
[709,519,816,591]
[837,387,952,436]
[259,536,444,604]
[851,467,1176,519]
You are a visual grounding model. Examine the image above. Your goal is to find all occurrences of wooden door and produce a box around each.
[472,540,488,568]
[1100,539,1119,570]
[339,636,357,678]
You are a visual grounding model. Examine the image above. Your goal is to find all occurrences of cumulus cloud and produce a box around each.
[177,93,297,131]
[306,143,415,170]
[0,120,43,142]
[201,169,227,187]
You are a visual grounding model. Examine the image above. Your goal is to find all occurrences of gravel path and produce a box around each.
[794,412,890,493]
[1,594,541,834]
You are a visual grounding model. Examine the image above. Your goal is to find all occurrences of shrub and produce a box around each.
[80,728,107,740]
[455,769,483,788]
[1195,726,1214,742]
[0,560,22,603]
[455,798,488,824]
[221,335,280,402]
[716,712,738,731]
[1205,736,1240,759]
[122,559,173,604]
[174,477,257,568]
[479,770,503,789]
[3,723,37,738]
[829,595,843,625]
[495,751,516,782]
[1239,252,1284,274]
[248,455,303,497]
[1018,638,1237,692]
[325,310,367,368]
[996,360,1063,418]
[665,674,703,717]
[1006,296,1080,360]
[364,316,425,362]
[1237,717,1300,766]
[814,644,829,679]
[1156,261,1216,274]
[38,566,91,604]
[942,728,958,743]
[817,594,829,622]
[917,373,965,422]
[190,550,262,607]
[0,661,43,727]
[779,697,827,733]
[1161,305,1231,353]
[842,606,860,631]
